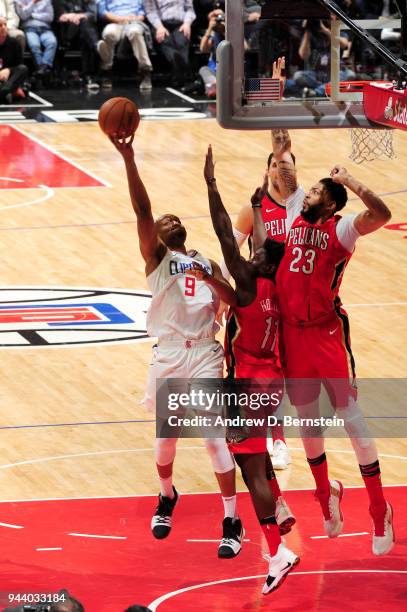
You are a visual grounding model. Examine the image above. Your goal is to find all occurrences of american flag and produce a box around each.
[245,78,283,101]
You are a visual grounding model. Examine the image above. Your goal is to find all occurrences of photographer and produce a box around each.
[198,8,225,97]
[285,18,354,97]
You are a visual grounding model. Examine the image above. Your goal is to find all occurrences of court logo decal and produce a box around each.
[0,287,152,348]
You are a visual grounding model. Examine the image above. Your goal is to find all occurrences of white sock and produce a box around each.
[222,495,237,518]
[159,476,174,499]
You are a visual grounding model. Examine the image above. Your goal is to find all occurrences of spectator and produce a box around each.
[49,594,85,611]
[198,8,224,97]
[54,0,100,90]
[145,0,196,86]
[285,18,354,97]
[123,607,152,612]
[97,0,153,91]
[16,0,57,76]
[0,0,25,49]
[0,14,28,102]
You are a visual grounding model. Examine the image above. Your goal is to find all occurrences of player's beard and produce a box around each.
[301,202,325,224]
[165,226,187,248]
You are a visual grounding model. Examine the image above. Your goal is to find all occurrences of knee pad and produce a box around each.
[205,438,234,474]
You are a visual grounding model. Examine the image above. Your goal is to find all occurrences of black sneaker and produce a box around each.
[151,487,178,539]
[218,517,244,558]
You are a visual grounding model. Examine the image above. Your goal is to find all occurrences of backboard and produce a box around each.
[216,0,407,130]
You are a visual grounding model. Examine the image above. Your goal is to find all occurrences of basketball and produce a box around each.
[98,97,140,138]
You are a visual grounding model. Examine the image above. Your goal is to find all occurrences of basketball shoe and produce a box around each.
[320,480,344,538]
[218,517,244,558]
[372,502,395,555]
[262,543,300,595]
[271,440,291,470]
[151,487,178,539]
[276,496,296,535]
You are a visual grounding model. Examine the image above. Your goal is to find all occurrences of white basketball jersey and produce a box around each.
[146,249,220,340]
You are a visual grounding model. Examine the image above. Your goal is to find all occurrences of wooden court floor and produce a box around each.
[0,118,406,504]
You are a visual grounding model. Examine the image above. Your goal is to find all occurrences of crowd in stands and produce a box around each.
[0,0,403,103]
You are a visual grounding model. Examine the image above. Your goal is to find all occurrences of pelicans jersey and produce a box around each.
[259,192,287,243]
[276,187,361,407]
[225,277,281,378]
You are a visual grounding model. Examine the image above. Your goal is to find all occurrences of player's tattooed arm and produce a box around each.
[110,135,166,267]
[271,129,298,199]
[251,174,269,251]
[204,145,252,288]
[331,165,391,235]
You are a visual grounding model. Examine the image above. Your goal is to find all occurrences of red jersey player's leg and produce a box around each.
[227,363,296,536]
[234,453,299,595]
[280,321,344,538]
[314,310,392,555]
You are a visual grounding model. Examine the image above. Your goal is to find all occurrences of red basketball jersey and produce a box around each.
[276,214,353,324]
[225,277,280,374]
[259,192,287,243]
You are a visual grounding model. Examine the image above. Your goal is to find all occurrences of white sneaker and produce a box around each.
[372,502,395,556]
[272,440,291,470]
[323,480,344,538]
[262,543,300,595]
[276,496,296,535]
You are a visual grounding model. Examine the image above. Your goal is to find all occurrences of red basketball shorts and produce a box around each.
[226,362,283,455]
[279,310,357,408]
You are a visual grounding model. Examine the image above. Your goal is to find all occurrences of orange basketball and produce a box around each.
[98,97,140,137]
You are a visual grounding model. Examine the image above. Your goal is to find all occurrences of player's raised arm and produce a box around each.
[251,173,269,251]
[204,145,250,286]
[111,136,166,266]
[330,165,391,235]
[271,128,298,200]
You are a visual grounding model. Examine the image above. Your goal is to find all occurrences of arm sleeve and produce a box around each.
[183,0,196,24]
[15,1,34,21]
[335,214,361,252]
[145,0,162,29]
[219,227,248,280]
[285,186,305,233]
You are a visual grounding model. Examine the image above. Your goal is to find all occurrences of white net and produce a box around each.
[349,127,396,164]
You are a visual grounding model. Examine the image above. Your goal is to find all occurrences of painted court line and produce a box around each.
[0,184,54,210]
[148,570,407,610]
[0,484,405,505]
[187,539,251,543]
[310,532,369,539]
[12,125,110,188]
[0,521,24,529]
[68,532,127,540]
[36,547,62,551]
[0,446,406,472]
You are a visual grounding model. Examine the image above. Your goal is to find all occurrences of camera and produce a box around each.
[3,605,52,611]
[215,14,225,23]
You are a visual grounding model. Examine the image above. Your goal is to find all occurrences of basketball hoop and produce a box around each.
[349,127,395,164]
[326,80,405,163]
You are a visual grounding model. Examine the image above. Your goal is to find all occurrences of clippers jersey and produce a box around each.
[146,249,220,340]
[225,277,280,374]
[277,208,353,324]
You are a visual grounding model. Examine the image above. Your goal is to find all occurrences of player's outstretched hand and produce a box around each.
[216,300,228,326]
[330,165,351,184]
[109,134,135,160]
[250,172,268,207]
[271,128,291,156]
[188,262,211,281]
[204,144,216,184]
[272,55,286,91]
